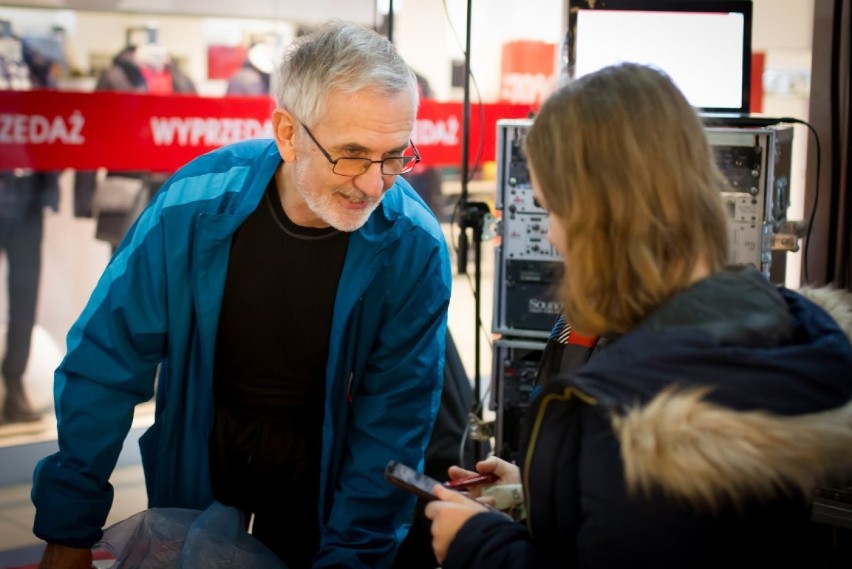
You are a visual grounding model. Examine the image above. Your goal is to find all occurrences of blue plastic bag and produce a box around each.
[94,501,287,568]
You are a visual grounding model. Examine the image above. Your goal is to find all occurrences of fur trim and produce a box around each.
[797,285,852,340]
[612,387,852,512]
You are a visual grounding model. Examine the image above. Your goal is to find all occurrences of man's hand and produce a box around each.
[38,543,94,569]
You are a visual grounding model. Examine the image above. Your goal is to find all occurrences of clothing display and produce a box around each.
[21,32,66,86]
[31,138,452,569]
[94,44,195,94]
[0,23,60,425]
[74,42,197,250]
[0,22,30,91]
[443,268,852,568]
[225,42,274,96]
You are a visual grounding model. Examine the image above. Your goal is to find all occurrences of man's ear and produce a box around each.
[272,108,297,162]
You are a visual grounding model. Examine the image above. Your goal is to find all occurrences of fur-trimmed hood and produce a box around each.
[610,285,852,511]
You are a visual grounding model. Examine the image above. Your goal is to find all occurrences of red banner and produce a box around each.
[500,40,557,105]
[0,90,534,172]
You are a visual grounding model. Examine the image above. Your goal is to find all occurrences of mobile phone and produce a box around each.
[385,460,514,519]
[384,461,441,501]
[443,472,499,490]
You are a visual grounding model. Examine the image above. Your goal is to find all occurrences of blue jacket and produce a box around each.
[32,139,452,568]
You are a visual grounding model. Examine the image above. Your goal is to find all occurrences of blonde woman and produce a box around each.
[426,62,852,568]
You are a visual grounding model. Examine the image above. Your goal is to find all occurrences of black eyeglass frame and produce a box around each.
[300,122,421,177]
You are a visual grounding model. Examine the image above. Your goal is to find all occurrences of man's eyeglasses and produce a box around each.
[300,122,421,177]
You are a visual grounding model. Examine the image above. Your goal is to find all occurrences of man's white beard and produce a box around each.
[294,164,382,232]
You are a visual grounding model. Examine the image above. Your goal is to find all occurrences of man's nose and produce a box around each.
[353,162,388,198]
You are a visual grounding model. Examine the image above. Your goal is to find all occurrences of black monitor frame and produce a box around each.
[566,0,753,114]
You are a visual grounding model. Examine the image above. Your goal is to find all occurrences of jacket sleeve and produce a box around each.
[314,228,453,568]
[31,198,169,548]
[444,512,538,569]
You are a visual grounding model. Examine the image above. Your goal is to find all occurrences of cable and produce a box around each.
[775,117,821,285]
[441,0,486,272]
[441,0,489,284]
[458,418,471,469]
[440,0,486,180]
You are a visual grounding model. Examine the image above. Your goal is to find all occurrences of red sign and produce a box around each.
[500,40,557,105]
[0,90,534,172]
[750,51,765,113]
[413,100,535,167]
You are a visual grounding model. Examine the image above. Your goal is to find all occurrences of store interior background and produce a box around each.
[0,0,824,559]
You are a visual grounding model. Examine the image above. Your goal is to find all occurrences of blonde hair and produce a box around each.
[525,63,730,335]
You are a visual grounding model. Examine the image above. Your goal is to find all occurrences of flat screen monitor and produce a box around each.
[566,0,753,114]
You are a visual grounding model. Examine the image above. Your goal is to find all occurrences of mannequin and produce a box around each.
[225,41,274,96]
[0,19,31,90]
[135,42,172,94]
[22,30,65,88]
[93,44,146,92]
[75,34,197,250]
[93,42,195,95]
[0,21,60,424]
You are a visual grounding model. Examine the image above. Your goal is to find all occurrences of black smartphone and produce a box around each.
[385,460,514,519]
[384,460,441,501]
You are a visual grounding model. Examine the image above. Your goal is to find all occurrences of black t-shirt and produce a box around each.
[214,180,348,419]
[210,179,349,567]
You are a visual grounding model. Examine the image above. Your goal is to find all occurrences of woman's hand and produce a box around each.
[447,456,521,500]
[425,483,489,564]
